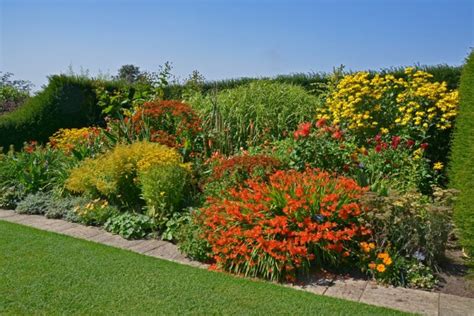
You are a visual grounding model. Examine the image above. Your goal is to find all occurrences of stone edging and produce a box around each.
[1,209,473,315]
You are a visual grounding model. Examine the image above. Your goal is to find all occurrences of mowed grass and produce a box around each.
[0,221,407,315]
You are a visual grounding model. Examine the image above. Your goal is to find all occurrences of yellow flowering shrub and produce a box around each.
[66,141,190,210]
[317,67,459,138]
[49,127,102,153]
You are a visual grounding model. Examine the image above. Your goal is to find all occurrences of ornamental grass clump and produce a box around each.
[197,168,369,282]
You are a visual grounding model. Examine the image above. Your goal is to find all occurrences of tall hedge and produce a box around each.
[0,75,112,150]
[449,51,474,259]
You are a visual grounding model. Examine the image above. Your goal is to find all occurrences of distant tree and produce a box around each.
[117,64,142,83]
[0,72,32,114]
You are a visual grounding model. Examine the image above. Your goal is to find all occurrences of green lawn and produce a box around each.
[0,221,406,315]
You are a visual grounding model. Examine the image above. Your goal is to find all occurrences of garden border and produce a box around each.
[1,209,472,316]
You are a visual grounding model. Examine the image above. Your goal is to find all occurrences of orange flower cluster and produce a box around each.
[209,154,281,182]
[132,100,202,153]
[198,168,369,282]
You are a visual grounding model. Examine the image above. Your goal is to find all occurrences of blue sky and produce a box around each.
[1,0,472,89]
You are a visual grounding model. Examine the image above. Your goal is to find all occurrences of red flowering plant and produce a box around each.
[355,133,439,194]
[201,152,282,199]
[270,119,359,174]
[197,168,369,282]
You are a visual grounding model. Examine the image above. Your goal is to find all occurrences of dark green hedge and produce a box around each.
[0,75,115,150]
[449,52,474,260]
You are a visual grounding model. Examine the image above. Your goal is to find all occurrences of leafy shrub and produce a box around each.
[177,210,212,262]
[0,75,106,150]
[202,153,281,198]
[361,187,456,269]
[66,141,189,211]
[190,81,320,154]
[0,143,71,206]
[73,199,118,226]
[197,169,369,282]
[104,213,155,239]
[449,51,474,260]
[15,192,52,215]
[140,164,191,229]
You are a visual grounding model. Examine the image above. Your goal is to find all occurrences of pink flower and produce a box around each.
[420,143,429,150]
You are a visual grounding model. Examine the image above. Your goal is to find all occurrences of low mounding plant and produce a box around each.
[189,81,320,154]
[15,192,52,215]
[73,199,118,226]
[104,213,155,239]
[197,168,369,282]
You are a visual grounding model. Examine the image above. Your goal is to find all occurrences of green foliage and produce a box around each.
[361,187,456,269]
[73,199,118,226]
[140,164,191,229]
[46,195,90,219]
[104,213,155,239]
[176,210,212,262]
[0,143,72,207]
[449,51,474,261]
[15,192,52,215]
[190,81,320,154]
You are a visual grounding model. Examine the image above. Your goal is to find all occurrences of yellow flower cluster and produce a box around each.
[49,127,101,152]
[317,68,458,135]
[66,141,189,196]
[395,67,458,130]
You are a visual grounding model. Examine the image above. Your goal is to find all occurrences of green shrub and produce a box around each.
[190,81,321,154]
[104,213,155,239]
[15,192,52,215]
[0,143,71,207]
[449,51,474,260]
[176,210,212,262]
[140,164,190,229]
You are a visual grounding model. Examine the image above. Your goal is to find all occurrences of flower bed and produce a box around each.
[0,66,464,290]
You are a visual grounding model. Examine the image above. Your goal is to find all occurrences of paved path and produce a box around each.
[1,209,473,315]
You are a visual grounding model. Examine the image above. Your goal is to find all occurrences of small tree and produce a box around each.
[117,64,142,84]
